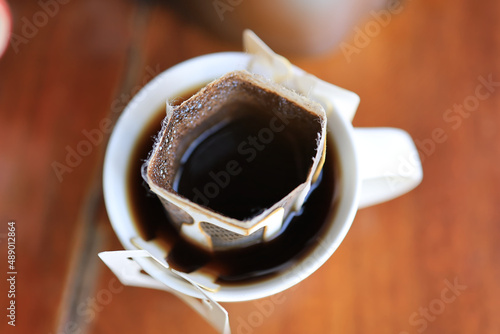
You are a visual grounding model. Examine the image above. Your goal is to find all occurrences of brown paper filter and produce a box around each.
[144,70,327,251]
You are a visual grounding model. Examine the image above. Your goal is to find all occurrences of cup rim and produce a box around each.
[103,51,360,302]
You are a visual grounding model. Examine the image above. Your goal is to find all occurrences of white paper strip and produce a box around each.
[244,29,360,121]
[98,250,230,334]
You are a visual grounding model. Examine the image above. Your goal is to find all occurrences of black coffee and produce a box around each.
[126,91,339,284]
[173,101,319,220]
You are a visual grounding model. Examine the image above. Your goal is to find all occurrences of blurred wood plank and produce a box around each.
[0,0,140,333]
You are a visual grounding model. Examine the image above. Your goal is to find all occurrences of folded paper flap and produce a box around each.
[243,29,360,121]
[98,250,169,290]
[171,268,230,334]
[243,30,292,83]
[99,250,230,334]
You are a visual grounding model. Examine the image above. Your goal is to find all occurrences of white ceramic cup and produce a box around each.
[103,52,422,302]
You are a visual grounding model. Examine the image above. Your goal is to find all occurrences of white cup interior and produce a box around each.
[103,52,360,302]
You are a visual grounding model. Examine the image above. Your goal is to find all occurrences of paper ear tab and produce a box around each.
[172,269,231,334]
[98,250,231,334]
[98,250,170,290]
[243,29,275,58]
[244,29,292,83]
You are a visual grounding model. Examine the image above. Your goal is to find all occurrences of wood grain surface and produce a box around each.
[0,0,499,333]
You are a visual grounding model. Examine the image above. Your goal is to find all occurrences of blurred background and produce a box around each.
[0,0,499,333]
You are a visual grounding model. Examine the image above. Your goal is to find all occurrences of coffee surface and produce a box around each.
[127,99,339,283]
[174,101,316,220]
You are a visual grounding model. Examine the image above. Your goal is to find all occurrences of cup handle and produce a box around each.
[353,128,423,208]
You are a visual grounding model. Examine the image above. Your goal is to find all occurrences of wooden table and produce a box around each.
[1,0,499,333]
